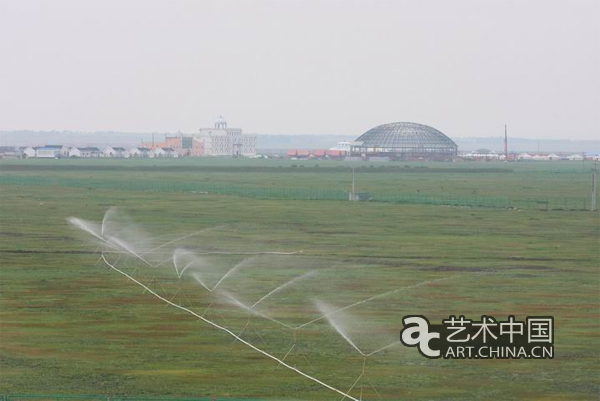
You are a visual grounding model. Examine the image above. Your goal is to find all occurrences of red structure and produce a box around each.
[286,149,347,159]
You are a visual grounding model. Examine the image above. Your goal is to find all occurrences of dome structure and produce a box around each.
[214,116,227,129]
[351,122,457,161]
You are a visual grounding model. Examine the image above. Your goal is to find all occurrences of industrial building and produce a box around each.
[350,122,458,161]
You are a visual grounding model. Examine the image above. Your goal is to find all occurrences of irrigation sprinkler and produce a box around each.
[221,292,295,330]
[97,254,360,401]
[296,275,461,330]
[251,270,316,308]
[67,217,117,248]
[106,236,153,266]
[71,209,471,400]
[315,300,365,356]
[174,252,254,292]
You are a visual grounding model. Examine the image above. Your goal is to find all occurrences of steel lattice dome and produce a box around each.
[356,122,457,151]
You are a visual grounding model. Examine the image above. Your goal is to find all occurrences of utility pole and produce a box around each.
[592,162,598,212]
[350,167,356,201]
[504,124,508,162]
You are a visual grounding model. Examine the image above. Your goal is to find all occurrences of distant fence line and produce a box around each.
[0,395,261,401]
[0,175,591,211]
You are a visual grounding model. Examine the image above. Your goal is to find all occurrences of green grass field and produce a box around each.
[0,158,598,400]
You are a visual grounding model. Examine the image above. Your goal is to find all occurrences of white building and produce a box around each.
[193,116,257,156]
[79,147,101,158]
[102,146,116,157]
[113,147,130,158]
[22,147,36,158]
[330,141,352,152]
[150,147,165,158]
[128,147,143,157]
[67,147,82,157]
[464,149,505,160]
[35,145,63,158]
[518,153,533,160]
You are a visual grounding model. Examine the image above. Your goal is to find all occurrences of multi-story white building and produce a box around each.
[192,116,257,156]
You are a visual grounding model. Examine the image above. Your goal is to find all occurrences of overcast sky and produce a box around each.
[0,0,598,139]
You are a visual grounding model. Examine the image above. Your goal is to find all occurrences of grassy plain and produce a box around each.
[0,158,594,199]
[0,158,598,400]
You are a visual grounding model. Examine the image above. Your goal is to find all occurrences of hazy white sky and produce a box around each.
[0,0,598,139]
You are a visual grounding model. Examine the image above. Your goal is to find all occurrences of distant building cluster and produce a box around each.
[460,150,591,161]
[15,145,178,159]
[515,153,588,161]
[1,117,258,159]
[0,118,596,162]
